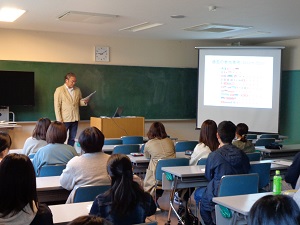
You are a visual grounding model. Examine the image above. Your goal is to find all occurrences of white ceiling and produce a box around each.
[1,0,300,44]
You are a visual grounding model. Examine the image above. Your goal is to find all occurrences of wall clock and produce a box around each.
[95,46,110,62]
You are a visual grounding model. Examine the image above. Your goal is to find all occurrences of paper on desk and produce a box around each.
[82,91,96,101]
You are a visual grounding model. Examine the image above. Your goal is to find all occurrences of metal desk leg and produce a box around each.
[166,177,185,225]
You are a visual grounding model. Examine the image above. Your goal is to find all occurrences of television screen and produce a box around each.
[0,70,35,106]
[196,46,283,133]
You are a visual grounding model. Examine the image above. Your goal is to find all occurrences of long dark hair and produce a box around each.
[199,119,219,151]
[0,154,38,217]
[106,154,147,217]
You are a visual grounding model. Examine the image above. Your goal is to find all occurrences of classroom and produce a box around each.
[1,1,300,224]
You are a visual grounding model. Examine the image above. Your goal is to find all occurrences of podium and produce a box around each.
[90,117,145,138]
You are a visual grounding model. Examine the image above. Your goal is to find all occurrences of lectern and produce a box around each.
[90,117,144,138]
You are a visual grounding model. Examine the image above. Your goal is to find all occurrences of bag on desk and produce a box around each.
[265,143,282,149]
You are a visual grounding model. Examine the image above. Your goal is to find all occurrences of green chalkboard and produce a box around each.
[0,60,197,121]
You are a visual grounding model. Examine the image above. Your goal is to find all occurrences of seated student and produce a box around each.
[60,127,111,203]
[0,131,11,162]
[248,195,300,225]
[0,154,53,225]
[197,121,250,225]
[190,119,219,165]
[67,215,112,225]
[285,152,300,189]
[32,121,78,176]
[232,123,255,153]
[176,119,219,205]
[143,121,176,199]
[90,154,156,225]
[22,117,51,156]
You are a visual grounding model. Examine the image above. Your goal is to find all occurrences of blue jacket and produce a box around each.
[200,144,250,211]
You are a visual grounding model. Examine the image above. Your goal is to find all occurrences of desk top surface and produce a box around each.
[255,144,300,153]
[36,176,61,191]
[213,192,272,215]
[49,201,92,224]
[162,165,205,177]
[128,152,189,163]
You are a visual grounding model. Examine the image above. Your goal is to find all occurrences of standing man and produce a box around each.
[54,72,88,146]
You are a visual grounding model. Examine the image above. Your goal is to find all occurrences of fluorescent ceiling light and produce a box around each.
[119,22,163,32]
[0,7,26,22]
[58,11,119,24]
[225,31,271,39]
[183,23,252,33]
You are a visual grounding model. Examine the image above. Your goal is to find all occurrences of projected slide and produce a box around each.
[204,55,273,108]
[196,47,283,133]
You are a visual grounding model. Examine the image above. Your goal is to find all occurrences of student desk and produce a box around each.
[49,201,92,225]
[255,144,300,159]
[212,192,272,225]
[161,165,207,225]
[127,152,190,176]
[36,176,70,204]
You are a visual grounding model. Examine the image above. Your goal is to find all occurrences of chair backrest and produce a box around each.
[246,134,257,140]
[197,158,207,165]
[254,138,276,146]
[140,143,145,153]
[73,185,111,203]
[249,163,271,190]
[175,141,198,152]
[112,144,140,154]
[155,158,189,182]
[104,139,123,145]
[260,134,279,139]
[246,152,261,161]
[218,173,259,197]
[28,153,36,159]
[38,164,66,177]
[121,136,144,144]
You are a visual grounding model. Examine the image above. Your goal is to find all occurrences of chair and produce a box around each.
[38,164,66,177]
[254,138,275,146]
[73,184,111,203]
[104,139,123,145]
[246,152,261,161]
[121,136,144,144]
[112,144,140,154]
[28,153,36,159]
[246,134,257,140]
[260,134,279,139]
[249,162,271,191]
[197,158,207,165]
[154,158,189,203]
[215,173,259,225]
[140,143,145,153]
[175,141,198,152]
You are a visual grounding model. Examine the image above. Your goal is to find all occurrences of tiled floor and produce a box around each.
[146,190,198,225]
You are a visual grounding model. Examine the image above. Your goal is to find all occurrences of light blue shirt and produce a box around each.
[32,143,78,176]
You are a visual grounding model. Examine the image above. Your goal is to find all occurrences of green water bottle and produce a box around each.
[273,170,282,195]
